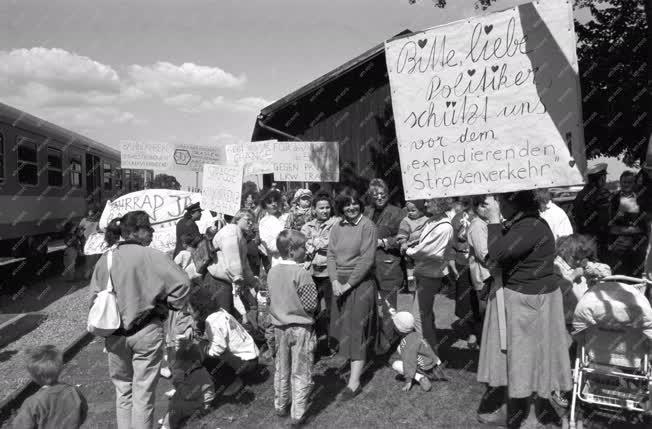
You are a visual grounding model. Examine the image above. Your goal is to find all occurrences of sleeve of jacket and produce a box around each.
[346,220,377,288]
[11,397,37,429]
[205,312,229,357]
[327,223,339,283]
[396,217,410,243]
[89,253,109,307]
[149,250,190,311]
[401,333,421,380]
[296,270,319,314]
[382,206,403,248]
[301,223,316,256]
[468,221,489,262]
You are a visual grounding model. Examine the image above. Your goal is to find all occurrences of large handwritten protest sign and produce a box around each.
[385,0,586,199]
[85,189,217,255]
[225,140,276,175]
[120,141,173,169]
[272,141,339,182]
[202,164,243,216]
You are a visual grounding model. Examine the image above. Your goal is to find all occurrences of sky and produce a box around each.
[1,0,615,188]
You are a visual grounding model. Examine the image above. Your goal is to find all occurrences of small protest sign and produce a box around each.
[202,164,243,216]
[272,141,339,182]
[172,143,224,172]
[225,140,276,175]
[120,141,173,170]
[385,0,585,199]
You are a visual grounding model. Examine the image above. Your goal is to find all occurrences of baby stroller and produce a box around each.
[569,275,652,428]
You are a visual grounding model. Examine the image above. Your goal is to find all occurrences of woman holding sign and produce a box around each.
[477,191,571,428]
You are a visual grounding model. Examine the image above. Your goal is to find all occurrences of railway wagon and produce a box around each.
[251,31,413,203]
[0,103,143,257]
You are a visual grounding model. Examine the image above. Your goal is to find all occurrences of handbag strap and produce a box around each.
[106,250,114,293]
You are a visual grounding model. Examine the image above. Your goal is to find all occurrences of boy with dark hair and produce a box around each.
[13,345,87,429]
[267,229,319,427]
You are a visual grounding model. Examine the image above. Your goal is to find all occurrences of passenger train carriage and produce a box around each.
[0,103,151,257]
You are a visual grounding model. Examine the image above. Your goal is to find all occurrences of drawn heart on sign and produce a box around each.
[491,65,499,72]
[446,101,451,107]
[451,101,457,107]
[484,25,493,34]
[418,39,428,48]
[569,160,576,167]
[467,69,476,76]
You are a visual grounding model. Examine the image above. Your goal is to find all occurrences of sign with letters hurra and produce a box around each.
[385,0,586,199]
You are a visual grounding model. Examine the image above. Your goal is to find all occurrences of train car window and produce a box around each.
[17,137,38,186]
[47,147,63,187]
[70,153,82,187]
[0,133,4,180]
[103,162,112,190]
[114,168,122,190]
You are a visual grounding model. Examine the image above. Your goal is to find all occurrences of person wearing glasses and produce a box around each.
[206,209,259,318]
[363,178,405,357]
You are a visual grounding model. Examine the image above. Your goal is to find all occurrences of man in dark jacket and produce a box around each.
[174,202,202,257]
[572,163,611,260]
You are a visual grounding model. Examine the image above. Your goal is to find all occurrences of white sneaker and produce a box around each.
[164,388,176,398]
[160,367,172,379]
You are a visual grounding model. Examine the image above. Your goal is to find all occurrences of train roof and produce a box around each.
[0,102,120,159]
[256,29,412,121]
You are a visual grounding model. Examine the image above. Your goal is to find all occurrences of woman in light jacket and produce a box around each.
[405,198,454,353]
[205,209,258,317]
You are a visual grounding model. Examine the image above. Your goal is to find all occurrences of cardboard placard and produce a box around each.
[272,141,339,182]
[225,140,276,175]
[385,0,585,199]
[120,141,173,170]
[172,143,224,172]
[201,164,243,216]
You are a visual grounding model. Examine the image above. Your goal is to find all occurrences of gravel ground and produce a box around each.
[0,277,91,405]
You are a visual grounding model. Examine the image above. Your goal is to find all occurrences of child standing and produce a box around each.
[389,309,444,393]
[173,233,200,281]
[397,200,429,292]
[62,222,81,282]
[162,233,200,379]
[13,345,87,429]
[267,230,318,426]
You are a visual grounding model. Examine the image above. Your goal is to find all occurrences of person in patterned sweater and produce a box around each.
[267,229,319,427]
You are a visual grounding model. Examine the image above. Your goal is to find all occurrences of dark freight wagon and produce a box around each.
[252,31,412,203]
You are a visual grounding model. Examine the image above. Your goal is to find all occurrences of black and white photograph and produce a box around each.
[0,0,651,427]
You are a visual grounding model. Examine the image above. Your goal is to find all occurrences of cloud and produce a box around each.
[0,46,265,132]
[127,61,246,96]
[0,47,120,93]
[163,93,270,114]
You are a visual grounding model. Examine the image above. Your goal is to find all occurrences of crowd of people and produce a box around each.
[13,163,652,429]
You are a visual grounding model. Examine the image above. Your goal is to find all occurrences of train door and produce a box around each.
[85,154,102,204]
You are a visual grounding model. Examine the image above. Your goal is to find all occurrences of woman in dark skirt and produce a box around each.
[327,188,378,400]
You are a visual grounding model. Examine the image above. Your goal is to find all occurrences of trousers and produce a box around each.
[274,325,316,421]
[413,275,443,353]
[106,321,164,429]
